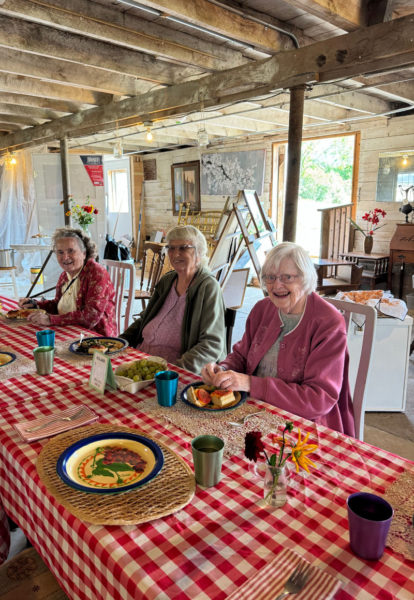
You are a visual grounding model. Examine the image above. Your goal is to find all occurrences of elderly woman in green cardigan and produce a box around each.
[121,225,226,375]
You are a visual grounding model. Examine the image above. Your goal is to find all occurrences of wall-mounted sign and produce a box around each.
[80,155,104,186]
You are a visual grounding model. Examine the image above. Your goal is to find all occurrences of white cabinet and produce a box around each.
[347,315,413,412]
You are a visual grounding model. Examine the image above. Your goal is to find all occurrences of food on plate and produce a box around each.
[87,345,108,354]
[6,308,45,320]
[187,386,211,407]
[210,389,236,408]
[341,290,383,304]
[0,353,13,365]
[75,338,124,354]
[116,358,165,382]
[186,385,237,409]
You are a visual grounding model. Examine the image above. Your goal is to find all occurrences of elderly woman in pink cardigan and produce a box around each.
[202,242,355,437]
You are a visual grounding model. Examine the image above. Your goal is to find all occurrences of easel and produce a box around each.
[26,250,55,298]
[208,190,276,290]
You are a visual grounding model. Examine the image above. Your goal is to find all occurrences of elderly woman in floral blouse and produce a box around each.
[19,227,117,336]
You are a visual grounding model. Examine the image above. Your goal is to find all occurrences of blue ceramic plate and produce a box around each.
[181,381,247,412]
[69,336,128,357]
[56,432,164,494]
[0,352,16,367]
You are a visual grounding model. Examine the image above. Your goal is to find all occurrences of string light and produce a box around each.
[113,139,123,159]
[4,151,17,168]
[402,155,408,166]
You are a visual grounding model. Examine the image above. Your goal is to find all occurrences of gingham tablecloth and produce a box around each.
[0,383,413,600]
[0,295,413,600]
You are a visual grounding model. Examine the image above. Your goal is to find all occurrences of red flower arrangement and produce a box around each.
[65,195,99,231]
[350,208,386,238]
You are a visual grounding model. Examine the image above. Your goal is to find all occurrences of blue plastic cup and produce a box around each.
[36,329,55,347]
[155,370,179,407]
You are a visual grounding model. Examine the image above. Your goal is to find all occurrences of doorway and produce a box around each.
[272,132,359,256]
[104,157,133,241]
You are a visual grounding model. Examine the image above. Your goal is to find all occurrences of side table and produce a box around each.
[338,252,389,289]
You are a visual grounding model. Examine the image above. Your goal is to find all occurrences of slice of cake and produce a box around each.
[210,389,236,408]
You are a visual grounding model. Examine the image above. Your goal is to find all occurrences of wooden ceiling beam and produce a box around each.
[0,15,200,85]
[0,13,413,153]
[0,73,111,105]
[0,103,65,120]
[132,0,292,52]
[0,93,85,113]
[281,0,367,30]
[0,0,248,70]
[0,47,159,97]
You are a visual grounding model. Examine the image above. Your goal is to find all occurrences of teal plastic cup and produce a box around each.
[155,370,179,406]
[36,329,55,347]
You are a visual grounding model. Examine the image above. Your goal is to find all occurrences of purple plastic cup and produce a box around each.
[347,492,393,560]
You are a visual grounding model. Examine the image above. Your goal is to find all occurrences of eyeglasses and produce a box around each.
[262,274,300,284]
[166,245,195,252]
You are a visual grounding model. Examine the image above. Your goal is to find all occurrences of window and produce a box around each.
[107,169,129,213]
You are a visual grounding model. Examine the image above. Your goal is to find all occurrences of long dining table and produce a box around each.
[0,294,412,600]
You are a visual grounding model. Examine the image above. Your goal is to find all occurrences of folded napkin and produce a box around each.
[14,405,98,442]
[227,548,341,600]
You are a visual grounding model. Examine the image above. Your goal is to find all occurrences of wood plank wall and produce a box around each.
[141,114,414,262]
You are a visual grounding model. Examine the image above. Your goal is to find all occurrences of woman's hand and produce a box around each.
[27,311,51,327]
[201,362,223,385]
[18,297,37,309]
[212,369,251,393]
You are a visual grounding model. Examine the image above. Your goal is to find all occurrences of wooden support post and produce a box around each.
[130,156,145,261]
[283,84,305,242]
[59,136,70,226]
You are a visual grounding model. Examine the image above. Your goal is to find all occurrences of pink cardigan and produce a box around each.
[37,259,117,337]
[221,292,355,437]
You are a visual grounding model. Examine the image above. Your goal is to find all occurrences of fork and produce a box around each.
[274,561,311,599]
[227,410,264,427]
[26,407,87,432]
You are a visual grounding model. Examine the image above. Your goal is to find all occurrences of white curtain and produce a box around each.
[0,151,38,249]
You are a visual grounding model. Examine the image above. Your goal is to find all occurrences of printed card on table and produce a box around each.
[88,351,117,395]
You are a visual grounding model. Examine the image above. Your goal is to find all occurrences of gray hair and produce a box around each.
[52,227,97,261]
[166,225,208,267]
[260,242,317,295]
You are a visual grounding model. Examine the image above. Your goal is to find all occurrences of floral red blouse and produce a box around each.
[37,259,117,336]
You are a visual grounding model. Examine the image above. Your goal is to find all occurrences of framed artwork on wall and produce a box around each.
[171,161,200,215]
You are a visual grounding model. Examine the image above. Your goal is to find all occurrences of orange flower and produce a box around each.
[65,210,71,217]
[290,428,318,473]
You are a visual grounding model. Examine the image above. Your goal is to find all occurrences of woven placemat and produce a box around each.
[36,423,195,525]
[0,345,34,380]
[136,392,285,458]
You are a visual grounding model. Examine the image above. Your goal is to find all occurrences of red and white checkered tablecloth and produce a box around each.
[0,382,413,600]
[0,295,413,599]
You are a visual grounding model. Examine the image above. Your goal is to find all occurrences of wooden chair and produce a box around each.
[134,242,166,312]
[317,263,363,295]
[326,298,377,441]
[103,259,136,335]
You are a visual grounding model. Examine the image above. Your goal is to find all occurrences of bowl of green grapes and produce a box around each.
[115,356,168,392]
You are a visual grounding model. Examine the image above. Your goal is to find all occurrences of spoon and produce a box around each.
[227,411,265,427]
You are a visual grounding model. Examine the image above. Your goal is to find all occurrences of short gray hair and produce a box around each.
[166,225,208,267]
[52,227,97,260]
[260,242,317,295]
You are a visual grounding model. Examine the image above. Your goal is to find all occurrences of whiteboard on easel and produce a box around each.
[222,268,250,309]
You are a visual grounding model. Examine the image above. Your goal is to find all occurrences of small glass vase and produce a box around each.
[80,224,90,237]
[364,235,373,255]
[263,464,288,508]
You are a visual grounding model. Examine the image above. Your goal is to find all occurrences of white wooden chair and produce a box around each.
[326,298,377,441]
[103,259,136,335]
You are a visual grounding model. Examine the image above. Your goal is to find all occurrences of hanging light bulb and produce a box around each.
[402,155,408,166]
[4,151,17,168]
[113,139,123,159]
[197,99,209,147]
[144,121,153,142]
[9,152,17,166]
